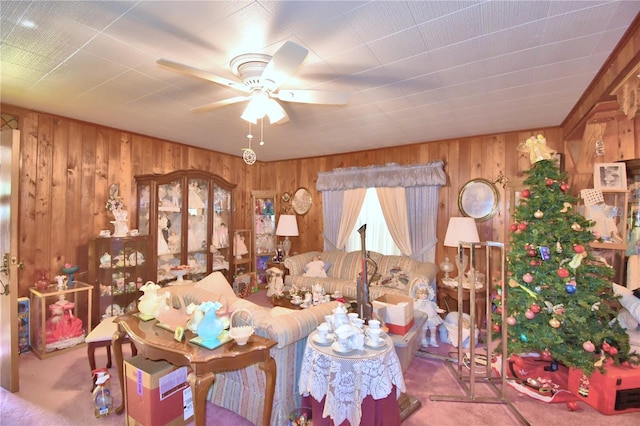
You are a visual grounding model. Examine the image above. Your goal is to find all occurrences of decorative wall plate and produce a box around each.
[458,178,499,222]
[292,187,312,215]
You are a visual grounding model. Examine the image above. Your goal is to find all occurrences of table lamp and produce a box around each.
[443,217,480,279]
[276,214,299,258]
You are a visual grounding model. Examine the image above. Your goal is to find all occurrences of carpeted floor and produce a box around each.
[1,287,639,425]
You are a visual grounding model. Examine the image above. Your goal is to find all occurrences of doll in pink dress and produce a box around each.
[45,299,84,344]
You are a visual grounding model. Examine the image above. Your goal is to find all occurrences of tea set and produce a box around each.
[313,303,385,354]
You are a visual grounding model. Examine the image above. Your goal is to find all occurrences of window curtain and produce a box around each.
[376,187,412,256]
[317,161,446,258]
[335,188,366,250]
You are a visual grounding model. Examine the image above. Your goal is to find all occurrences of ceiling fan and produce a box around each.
[157,41,350,124]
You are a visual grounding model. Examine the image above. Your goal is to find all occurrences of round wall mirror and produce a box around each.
[458,178,500,222]
[292,187,312,215]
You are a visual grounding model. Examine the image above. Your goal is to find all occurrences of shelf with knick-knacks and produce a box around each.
[88,235,151,327]
[232,229,253,276]
[135,170,236,285]
[252,190,277,286]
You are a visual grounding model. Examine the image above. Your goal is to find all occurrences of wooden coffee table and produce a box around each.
[113,314,277,426]
[270,292,303,310]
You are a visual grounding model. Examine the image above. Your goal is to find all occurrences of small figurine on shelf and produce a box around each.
[234,232,249,260]
[54,275,68,291]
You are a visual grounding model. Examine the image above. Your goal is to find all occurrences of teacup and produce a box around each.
[333,290,342,298]
[368,319,381,329]
[292,295,302,304]
[367,327,382,343]
[317,322,330,343]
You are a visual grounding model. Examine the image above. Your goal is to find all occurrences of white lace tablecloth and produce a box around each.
[298,330,406,426]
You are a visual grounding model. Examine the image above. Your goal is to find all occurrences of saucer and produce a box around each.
[364,337,386,349]
[331,341,354,354]
[312,333,334,346]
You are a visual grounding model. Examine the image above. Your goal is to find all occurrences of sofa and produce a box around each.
[283,250,439,300]
[162,272,339,426]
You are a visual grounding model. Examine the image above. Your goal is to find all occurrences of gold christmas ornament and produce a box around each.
[534,210,544,219]
[571,223,582,231]
[560,202,572,213]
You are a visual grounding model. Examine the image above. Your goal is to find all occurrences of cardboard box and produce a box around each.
[373,294,414,335]
[567,361,640,415]
[125,355,193,426]
[389,311,427,372]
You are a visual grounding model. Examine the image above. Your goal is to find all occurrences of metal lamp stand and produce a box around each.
[429,241,529,426]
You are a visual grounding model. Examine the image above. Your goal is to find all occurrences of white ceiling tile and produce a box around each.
[2,1,639,161]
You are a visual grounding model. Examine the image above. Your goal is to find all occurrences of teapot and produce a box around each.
[138,281,164,318]
[332,303,350,328]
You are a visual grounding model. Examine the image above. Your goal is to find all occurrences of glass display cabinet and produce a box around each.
[29,281,93,359]
[582,189,629,284]
[135,170,236,285]
[88,235,151,326]
[251,190,277,286]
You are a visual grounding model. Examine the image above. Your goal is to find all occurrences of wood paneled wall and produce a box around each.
[5,102,640,299]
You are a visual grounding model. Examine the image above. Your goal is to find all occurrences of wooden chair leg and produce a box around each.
[106,345,112,369]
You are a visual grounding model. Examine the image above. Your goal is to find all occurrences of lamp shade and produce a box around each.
[443,217,480,247]
[276,214,299,237]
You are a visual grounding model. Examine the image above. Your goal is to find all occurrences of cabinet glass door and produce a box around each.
[187,178,209,281]
[137,183,151,236]
[157,179,183,283]
[212,184,232,273]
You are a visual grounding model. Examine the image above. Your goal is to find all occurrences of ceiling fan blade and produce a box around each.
[275,89,350,105]
[157,58,251,94]
[261,41,309,91]
[191,96,250,113]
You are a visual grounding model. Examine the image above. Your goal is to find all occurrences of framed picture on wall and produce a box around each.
[594,163,627,190]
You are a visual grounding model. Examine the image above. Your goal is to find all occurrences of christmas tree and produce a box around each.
[493,135,636,375]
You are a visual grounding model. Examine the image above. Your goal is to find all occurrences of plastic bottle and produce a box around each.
[92,369,113,418]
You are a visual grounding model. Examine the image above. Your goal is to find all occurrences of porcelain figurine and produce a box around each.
[137,282,164,318]
[194,301,225,342]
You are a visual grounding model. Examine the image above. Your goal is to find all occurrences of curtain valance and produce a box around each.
[316,161,446,191]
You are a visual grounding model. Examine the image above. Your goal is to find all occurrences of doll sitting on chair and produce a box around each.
[411,282,444,347]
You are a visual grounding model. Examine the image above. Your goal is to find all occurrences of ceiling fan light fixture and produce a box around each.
[265,98,286,124]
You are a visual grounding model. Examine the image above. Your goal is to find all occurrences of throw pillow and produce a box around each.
[376,267,410,290]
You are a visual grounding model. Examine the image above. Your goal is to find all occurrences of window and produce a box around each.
[345,188,401,255]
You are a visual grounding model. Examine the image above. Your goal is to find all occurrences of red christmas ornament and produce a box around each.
[530,260,538,266]
[527,249,537,257]
[560,182,569,192]
[492,323,501,333]
[510,223,517,232]
[495,306,503,314]
[523,273,533,283]
[521,189,530,198]
[517,222,527,231]
[506,316,517,325]
[573,244,585,253]
[546,178,554,186]
[566,401,579,411]
[608,346,619,355]
[525,310,535,319]
[530,303,541,313]
[557,268,569,278]
[602,342,611,352]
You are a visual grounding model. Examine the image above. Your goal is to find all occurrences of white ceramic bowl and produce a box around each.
[229,325,254,345]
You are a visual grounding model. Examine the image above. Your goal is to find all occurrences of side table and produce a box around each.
[298,330,405,426]
[113,314,277,426]
[437,278,486,330]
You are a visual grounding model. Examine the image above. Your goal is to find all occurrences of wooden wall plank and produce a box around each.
[50,117,69,273]
[34,115,53,274]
